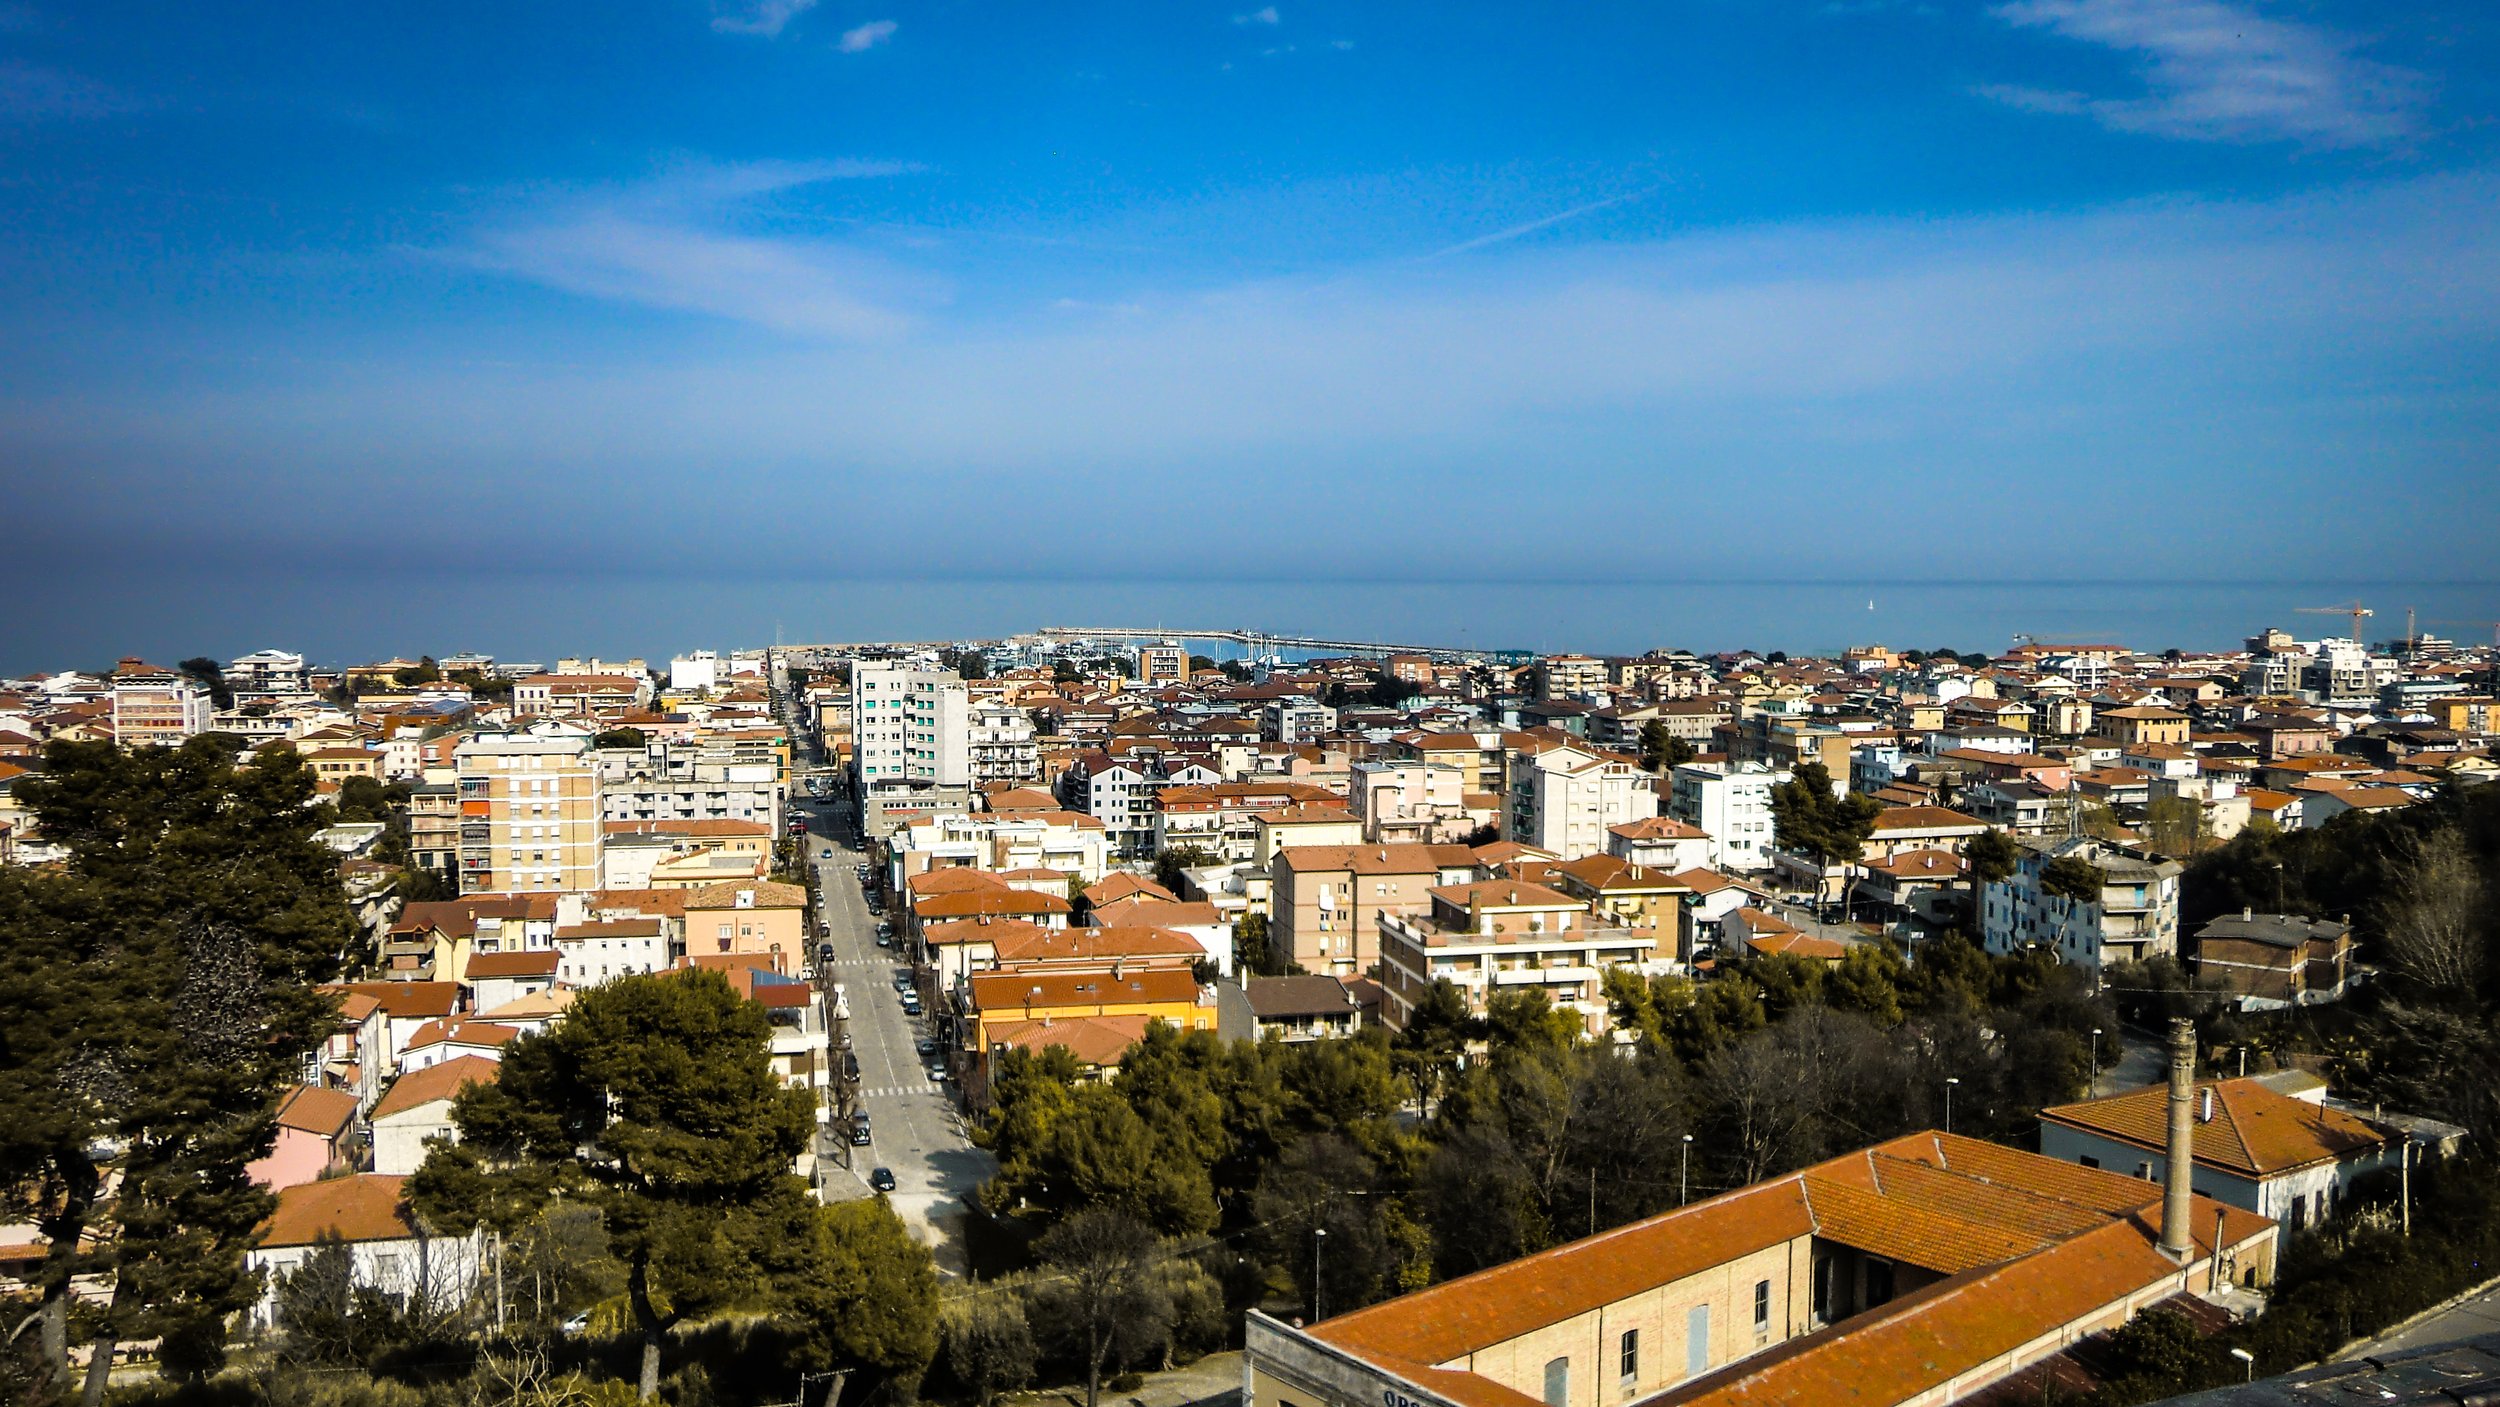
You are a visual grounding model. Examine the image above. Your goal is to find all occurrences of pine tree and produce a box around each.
[0,738,353,1402]
[410,968,818,1399]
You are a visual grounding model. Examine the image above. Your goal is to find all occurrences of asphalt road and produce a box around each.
[2341,1275,2500,1359]
[787,782,993,1276]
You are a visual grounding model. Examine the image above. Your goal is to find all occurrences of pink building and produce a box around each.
[247,1085,360,1190]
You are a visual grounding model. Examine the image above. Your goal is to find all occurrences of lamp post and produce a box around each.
[1944,1077,1961,1135]
[2229,1348,2255,1383]
[1312,1227,1327,1323]
[2089,1028,2102,1092]
[1680,1134,1694,1206]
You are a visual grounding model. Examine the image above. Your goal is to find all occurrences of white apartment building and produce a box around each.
[1980,835,2183,971]
[965,698,1042,787]
[227,648,310,695]
[454,726,603,894]
[887,810,1112,885]
[852,661,970,789]
[852,661,975,834]
[669,650,721,693]
[1669,760,1790,873]
[1263,698,1337,744]
[1348,759,1471,843]
[1504,743,1660,860]
[109,659,213,747]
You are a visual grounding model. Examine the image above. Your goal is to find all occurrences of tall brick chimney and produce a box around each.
[2161,1017,2196,1260]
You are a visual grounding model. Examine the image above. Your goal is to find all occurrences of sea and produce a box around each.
[3,570,2493,674]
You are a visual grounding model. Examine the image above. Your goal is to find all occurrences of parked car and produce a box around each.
[874,934,891,949]
[916,1038,936,1057]
[849,1118,871,1146]
[927,1064,948,1083]
[818,942,836,963]
[868,1167,897,1192]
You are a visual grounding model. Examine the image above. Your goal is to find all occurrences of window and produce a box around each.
[2079,1155,2100,1170]
[1543,1358,1570,1407]
[1753,1279,1770,1330]
[1618,1330,1638,1383]
[1685,1305,1710,1379]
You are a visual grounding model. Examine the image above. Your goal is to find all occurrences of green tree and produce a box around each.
[1964,827,2021,888]
[1391,979,1482,1120]
[943,1294,1037,1407]
[2040,855,2104,904]
[410,969,818,1398]
[1824,943,1908,1028]
[781,1199,940,1405]
[393,656,442,687]
[1,738,353,1402]
[1152,844,1218,895]
[593,727,648,750]
[1768,763,1880,864]
[1639,720,1696,775]
[176,657,234,711]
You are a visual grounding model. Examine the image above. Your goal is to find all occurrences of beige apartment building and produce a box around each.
[1269,843,1476,977]
[454,728,603,895]
[109,658,212,748]
[683,879,809,974]
[1376,879,1661,1036]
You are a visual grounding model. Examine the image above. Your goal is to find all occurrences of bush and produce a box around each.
[1107,1372,1145,1393]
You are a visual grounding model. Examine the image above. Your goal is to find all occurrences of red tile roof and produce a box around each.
[256,1174,420,1248]
[369,1054,501,1121]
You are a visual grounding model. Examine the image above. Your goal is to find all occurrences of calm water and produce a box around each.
[4,570,2492,673]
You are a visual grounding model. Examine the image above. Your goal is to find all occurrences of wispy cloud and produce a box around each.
[838,18,897,53]
[1233,6,1280,25]
[456,159,934,340]
[1424,189,1654,259]
[0,58,135,121]
[711,0,816,39]
[1985,0,2428,149]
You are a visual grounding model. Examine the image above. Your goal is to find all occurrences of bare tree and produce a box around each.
[1029,1209,1172,1407]
[2380,827,2488,999]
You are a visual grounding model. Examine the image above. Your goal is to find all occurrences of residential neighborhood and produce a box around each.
[3,619,2497,1407]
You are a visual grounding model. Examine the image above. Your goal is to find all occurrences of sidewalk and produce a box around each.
[1003,1350,1241,1407]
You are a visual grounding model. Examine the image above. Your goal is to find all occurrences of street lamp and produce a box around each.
[1680,1134,1694,1206]
[2229,1348,2254,1383]
[1944,1077,1961,1135]
[1312,1227,1328,1323]
[2089,1028,2102,1089]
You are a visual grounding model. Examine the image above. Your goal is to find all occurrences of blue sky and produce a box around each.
[2,0,2497,625]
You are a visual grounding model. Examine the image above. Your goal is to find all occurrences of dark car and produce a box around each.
[868,1167,897,1192]
[916,1038,936,1057]
[874,933,892,949]
[818,942,836,963]
[849,1119,871,1147]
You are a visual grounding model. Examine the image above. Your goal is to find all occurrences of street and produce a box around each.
[776,693,994,1276]
[2339,1275,2500,1360]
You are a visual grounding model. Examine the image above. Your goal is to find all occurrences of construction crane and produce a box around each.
[2296,601,2374,643]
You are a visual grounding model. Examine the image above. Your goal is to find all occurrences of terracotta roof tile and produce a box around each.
[369,1054,501,1121]
[256,1174,420,1248]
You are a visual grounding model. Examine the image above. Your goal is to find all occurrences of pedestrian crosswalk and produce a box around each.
[860,1083,944,1098]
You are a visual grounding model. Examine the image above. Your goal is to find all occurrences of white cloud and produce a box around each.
[1986,0,2428,149]
[712,0,816,38]
[838,18,897,52]
[1233,6,1280,25]
[455,159,934,341]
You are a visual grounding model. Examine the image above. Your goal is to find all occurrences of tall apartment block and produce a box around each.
[455,728,602,894]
